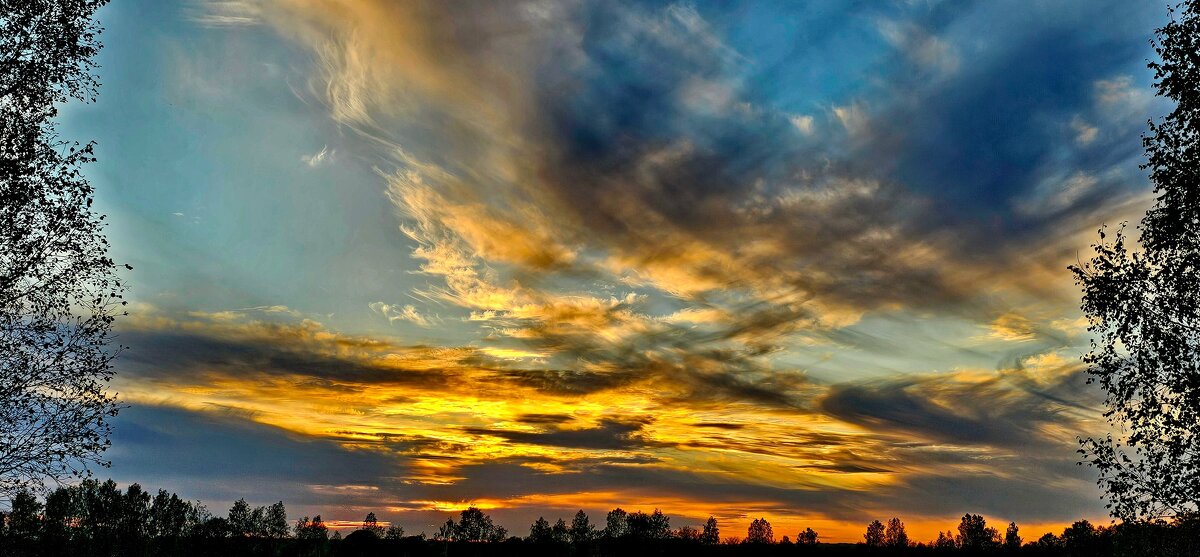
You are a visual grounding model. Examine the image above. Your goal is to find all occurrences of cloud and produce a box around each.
[1071,116,1098,145]
[190,0,262,27]
[301,144,335,167]
[463,418,650,451]
[369,301,436,327]
[820,367,1098,450]
[789,114,815,136]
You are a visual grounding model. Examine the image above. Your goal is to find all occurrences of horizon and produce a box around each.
[49,0,1173,544]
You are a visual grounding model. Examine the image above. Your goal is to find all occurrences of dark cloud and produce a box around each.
[108,404,402,508]
[462,418,651,451]
[820,371,1093,449]
[515,413,577,425]
[119,328,450,387]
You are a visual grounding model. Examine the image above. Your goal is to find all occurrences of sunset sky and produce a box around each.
[63,0,1170,543]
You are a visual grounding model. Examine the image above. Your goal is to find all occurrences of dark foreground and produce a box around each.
[4,525,1200,557]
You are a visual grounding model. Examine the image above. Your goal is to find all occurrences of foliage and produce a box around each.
[864,520,885,547]
[1004,522,1022,550]
[701,516,720,545]
[604,507,628,538]
[885,517,909,548]
[1071,0,1200,521]
[0,0,126,499]
[797,527,819,545]
[569,509,596,544]
[745,518,773,544]
[955,514,999,551]
[359,512,384,538]
[444,507,507,542]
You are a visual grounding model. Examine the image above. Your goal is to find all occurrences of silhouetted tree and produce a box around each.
[263,501,288,539]
[296,515,329,540]
[436,518,455,541]
[1071,0,1200,521]
[359,511,383,538]
[604,508,628,538]
[384,524,405,540]
[955,514,999,551]
[147,489,191,540]
[0,0,127,500]
[745,517,774,544]
[528,517,552,544]
[452,507,506,542]
[228,499,254,538]
[797,527,819,545]
[626,509,670,540]
[117,483,149,550]
[864,520,885,547]
[885,517,909,547]
[1003,521,1021,550]
[1061,520,1099,555]
[569,509,595,544]
[550,518,569,544]
[78,478,122,549]
[701,516,720,545]
[1035,531,1063,549]
[41,486,76,550]
[675,525,701,541]
[6,490,42,541]
[934,530,956,550]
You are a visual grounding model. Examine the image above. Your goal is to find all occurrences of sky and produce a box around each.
[60,0,1172,543]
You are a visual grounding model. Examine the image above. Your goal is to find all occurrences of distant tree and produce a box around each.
[722,536,741,545]
[194,516,230,540]
[528,517,552,543]
[0,0,127,499]
[6,490,42,541]
[955,514,999,551]
[864,520,885,547]
[118,483,150,546]
[780,535,791,545]
[605,508,628,538]
[1034,532,1062,549]
[568,510,595,544]
[148,490,181,539]
[295,515,328,540]
[700,516,720,544]
[384,524,405,540]
[227,499,254,537]
[1061,520,1098,553]
[746,518,774,544]
[452,507,506,542]
[359,511,384,538]
[675,525,701,541]
[934,530,956,549]
[1071,0,1200,521]
[626,509,671,539]
[42,486,78,547]
[436,518,455,541]
[550,518,569,544]
[1004,521,1021,550]
[263,502,288,539]
[79,479,122,547]
[885,517,909,547]
[797,527,819,545]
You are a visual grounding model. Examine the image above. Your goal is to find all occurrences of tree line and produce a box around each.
[2,480,1200,556]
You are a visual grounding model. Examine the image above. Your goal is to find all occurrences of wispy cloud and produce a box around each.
[301,144,335,167]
